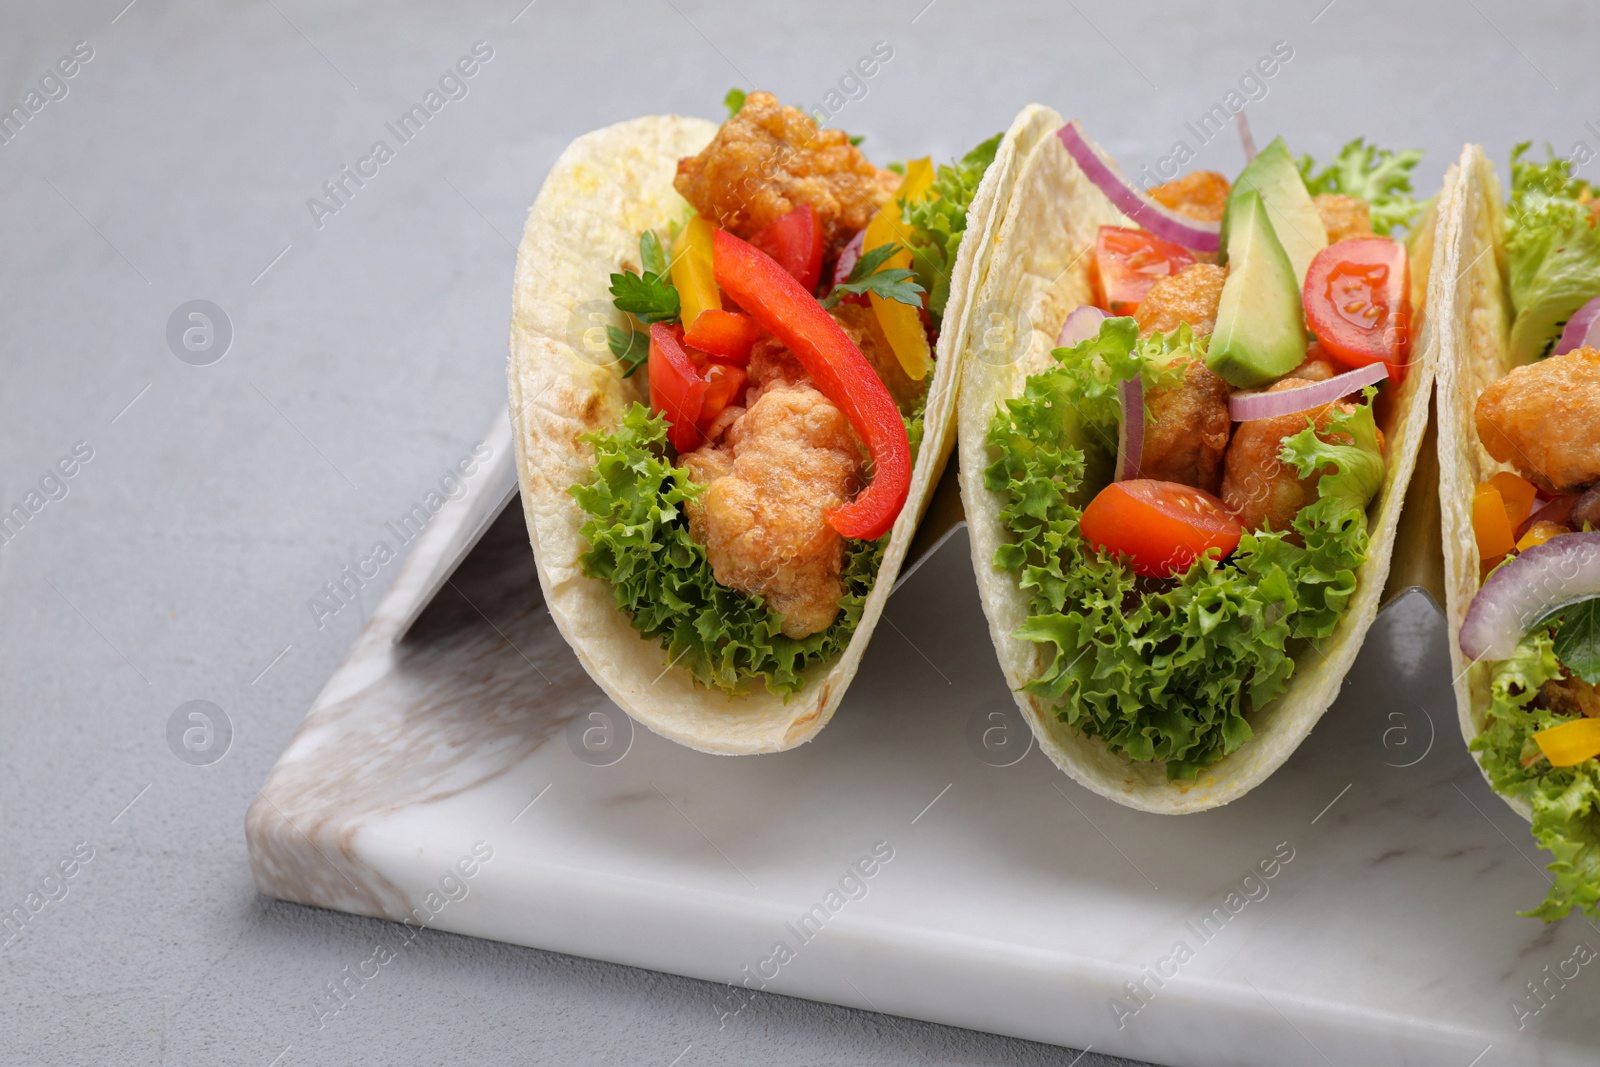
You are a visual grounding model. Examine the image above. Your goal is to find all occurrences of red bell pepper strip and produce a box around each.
[648,323,706,454]
[682,308,760,364]
[712,228,911,541]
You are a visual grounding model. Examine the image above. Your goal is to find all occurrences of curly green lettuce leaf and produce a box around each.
[985,321,1378,779]
[1505,143,1600,363]
[571,402,925,697]
[571,405,877,696]
[901,134,1001,325]
[1470,627,1600,921]
[1297,138,1424,236]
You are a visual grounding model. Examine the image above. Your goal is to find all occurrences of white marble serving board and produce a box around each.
[247,422,1600,1067]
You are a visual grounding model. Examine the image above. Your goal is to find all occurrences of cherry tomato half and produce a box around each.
[647,323,706,454]
[697,362,748,428]
[1303,238,1411,380]
[750,203,824,293]
[1079,479,1244,577]
[1092,226,1197,315]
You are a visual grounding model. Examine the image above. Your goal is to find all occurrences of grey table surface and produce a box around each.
[1,1,1591,1064]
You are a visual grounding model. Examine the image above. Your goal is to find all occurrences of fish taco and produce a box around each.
[508,92,1048,753]
[959,107,1454,811]
[1439,142,1600,920]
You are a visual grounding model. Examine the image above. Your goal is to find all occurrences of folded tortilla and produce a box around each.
[1435,144,1537,818]
[506,108,1052,754]
[956,107,1459,811]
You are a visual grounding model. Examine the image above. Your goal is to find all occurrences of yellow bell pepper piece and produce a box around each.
[1472,482,1517,560]
[1534,717,1600,767]
[672,215,720,331]
[1488,470,1538,530]
[862,158,936,381]
[1517,520,1568,553]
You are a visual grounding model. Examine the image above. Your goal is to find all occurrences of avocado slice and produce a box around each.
[1207,188,1308,389]
[1220,137,1327,288]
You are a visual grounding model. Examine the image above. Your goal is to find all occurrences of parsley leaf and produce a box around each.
[609,231,680,326]
[606,323,649,377]
[849,134,865,146]
[1554,598,1600,686]
[639,229,667,276]
[724,88,746,118]
[821,242,925,308]
[1297,138,1424,236]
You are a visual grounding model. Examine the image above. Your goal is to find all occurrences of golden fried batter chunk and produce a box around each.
[674,91,900,250]
[1135,263,1227,337]
[1476,346,1600,493]
[744,336,807,407]
[1289,345,1340,382]
[679,384,865,638]
[1221,382,1384,533]
[828,302,924,414]
[1140,358,1232,494]
[1314,194,1373,244]
[1542,670,1600,720]
[1148,170,1230,222]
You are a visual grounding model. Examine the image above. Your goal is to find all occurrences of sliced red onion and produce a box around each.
[1460,532,1600,661]
[832,229,865,288]
[1056,305,1109,348]
[1117,375,1144,481]
[1228,362,1388,422]
[1055,122,1220,253]
[1553,294,1600,356]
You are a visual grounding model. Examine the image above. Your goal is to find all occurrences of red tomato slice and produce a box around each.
[682,308,760,364]
[1092,226,1196,315]
[648,323,706,454]
[750,204,824,293]
[697,363,748,429]
[1079,479,1243,577]
[1303,238,1411,380]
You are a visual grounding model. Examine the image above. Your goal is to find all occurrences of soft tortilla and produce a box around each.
[506,109,1051,754]
[1434,144,1535,819]
[956,107,1458,811]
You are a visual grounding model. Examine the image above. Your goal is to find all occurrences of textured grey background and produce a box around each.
[0,0,1591,1064]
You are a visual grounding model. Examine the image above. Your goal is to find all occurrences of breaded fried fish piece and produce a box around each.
[1475,346,1600,494]
[1222,381,1383,534]
[1148,170,1230,223]
[674,91,900,251]
[1140,358,1233,494]
[1135,263,1227,338]
[1314,194,1374,244]
[679,383,865,639]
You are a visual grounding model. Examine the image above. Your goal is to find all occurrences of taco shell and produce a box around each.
[956,108,1461,811]
[507,108,1052,754]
